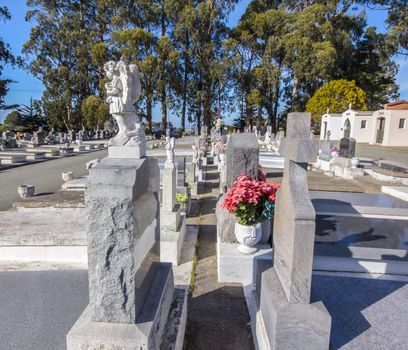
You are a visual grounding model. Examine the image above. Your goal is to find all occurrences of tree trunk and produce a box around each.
[146,96,152,133]
[160,2,167,130]
[272,81,280,133]
[181,56,188,132]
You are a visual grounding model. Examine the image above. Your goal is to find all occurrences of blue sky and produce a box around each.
[0,0,407,125]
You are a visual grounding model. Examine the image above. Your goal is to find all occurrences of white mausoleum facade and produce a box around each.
[320,112,342,140]
[319,100,408,147]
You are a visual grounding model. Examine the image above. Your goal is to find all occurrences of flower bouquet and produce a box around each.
[330,146,339,158]
[221,171,279,253]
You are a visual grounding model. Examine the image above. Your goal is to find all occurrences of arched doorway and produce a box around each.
[376,117,385,144]
[343,119,351,138]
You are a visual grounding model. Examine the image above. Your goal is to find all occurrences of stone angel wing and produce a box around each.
[117,58,141,107]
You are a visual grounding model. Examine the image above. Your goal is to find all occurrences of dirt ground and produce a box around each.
[184,166,254,350]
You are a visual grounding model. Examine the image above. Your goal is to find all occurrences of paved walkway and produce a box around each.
[184,166,254,350]
[0,270,88,350]
[0,150,107,210]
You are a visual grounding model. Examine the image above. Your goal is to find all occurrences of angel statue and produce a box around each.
[165,136,175,167]
[104,56,145,150]
[192,145,199,165]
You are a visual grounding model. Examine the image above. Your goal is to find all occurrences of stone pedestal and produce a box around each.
[67,153,177,349]
[331,157,364,180]
[252,113,331,349]
[109,144,146,159]
[67,264,174,350]
[255,268,331,350]
[162,166,176,212]
[160,164,187,266]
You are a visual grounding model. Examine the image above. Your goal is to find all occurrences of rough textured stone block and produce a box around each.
[258,267,331,350]
[86,157,160,323]
[216,194,238,243]
[226,133,259,188]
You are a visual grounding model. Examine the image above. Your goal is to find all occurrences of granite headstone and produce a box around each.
[339,137,356,158]
[255,112,331,350]
[226,133,259,188]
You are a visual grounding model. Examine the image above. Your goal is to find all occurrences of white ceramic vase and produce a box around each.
[351,157,359,168]
[234,222,262,254]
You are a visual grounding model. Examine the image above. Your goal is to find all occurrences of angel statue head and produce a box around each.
[104,56,141,115]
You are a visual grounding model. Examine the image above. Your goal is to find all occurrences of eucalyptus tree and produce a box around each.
[0,6,19,110]
[23,0,113,130]
[181,0,237,130]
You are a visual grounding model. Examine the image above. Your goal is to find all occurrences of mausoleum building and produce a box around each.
[319,100,408,146]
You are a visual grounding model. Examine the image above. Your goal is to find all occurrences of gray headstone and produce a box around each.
[86,157,161,323]
[217,133,260,243]
[339,137,356,158]
[319,140,331,161]
[225,133,259,188]
[256,112,331,349]
[273,112,318,303]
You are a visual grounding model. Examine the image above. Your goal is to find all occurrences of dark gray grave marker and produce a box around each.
[339,137,356,158]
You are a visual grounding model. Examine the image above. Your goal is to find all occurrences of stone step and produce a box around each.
[26,148,60,157]
[0,208,86,264]
[366,167,408,186]
[0,154,28,164]
[381,186,408,202]
[0,151,46,160]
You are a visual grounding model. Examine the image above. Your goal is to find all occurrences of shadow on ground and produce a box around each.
[184,285,254,350]
[313,274,408,349]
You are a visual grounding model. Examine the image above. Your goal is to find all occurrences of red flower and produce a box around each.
[221,172,280,221]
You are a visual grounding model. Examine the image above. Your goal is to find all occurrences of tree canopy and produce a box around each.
[0,6,19,110]
[2,0,402,131]
[306,79,367,120]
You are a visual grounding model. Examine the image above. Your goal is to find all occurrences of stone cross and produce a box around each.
[273,112,318,304]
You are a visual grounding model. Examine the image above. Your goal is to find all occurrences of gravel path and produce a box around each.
[184,165,254,350]
[0,150,107,210]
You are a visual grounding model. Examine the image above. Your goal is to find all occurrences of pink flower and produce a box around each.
[221,172,280,221]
